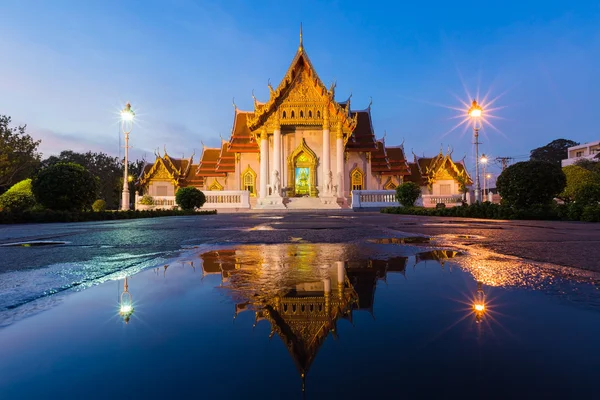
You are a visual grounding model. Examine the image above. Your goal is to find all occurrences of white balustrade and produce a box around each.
[135,191,251,210]
[351,190,399,209]
[203,190,250,209]
[421,194,464,208]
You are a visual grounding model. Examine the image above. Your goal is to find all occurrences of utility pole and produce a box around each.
[495,157,513,171]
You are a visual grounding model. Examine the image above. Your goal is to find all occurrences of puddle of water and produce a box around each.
[0,243,599,398]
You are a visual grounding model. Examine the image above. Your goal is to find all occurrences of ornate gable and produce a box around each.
[246,29,357,142]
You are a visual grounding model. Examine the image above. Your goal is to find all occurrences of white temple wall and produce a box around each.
[345,152,368,194]
[239,153,260,195]
[147,180,176,196]
[431,179,460,196]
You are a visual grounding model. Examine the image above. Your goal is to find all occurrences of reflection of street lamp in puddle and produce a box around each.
[119,277,134,324]
[473,281,486,322]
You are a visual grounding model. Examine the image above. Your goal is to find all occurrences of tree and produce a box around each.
[559,165,600,202]
[0,115,41,193]
[574,158,600,174]
[497,160,566,208]
[40,151,146,209]
[0,179,36,212]
[32,162,99,211]
[530,139,579,166]
[574,183,600,206]
[395,182,421,207]
[175,187,206,210]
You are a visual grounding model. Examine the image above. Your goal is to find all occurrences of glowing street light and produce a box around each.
[120,102,135,211]
[473,281,486,323]
[119,276,134,324]
[468,100,483,203]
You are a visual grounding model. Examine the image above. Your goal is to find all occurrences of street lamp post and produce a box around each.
[468,100,483,203]
[480,154,488,199]
[120,103,135,210]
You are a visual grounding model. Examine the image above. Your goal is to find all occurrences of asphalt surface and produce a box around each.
[1,211,598,273]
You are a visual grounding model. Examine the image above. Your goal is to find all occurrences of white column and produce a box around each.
[273,126,281,196]
[259,130,268,199]
[322,126,331,194]
[365,152,372,189]
[336,126,344,198]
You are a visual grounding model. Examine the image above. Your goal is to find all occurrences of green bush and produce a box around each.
[435,203,446,209]
[0,179,35,212]
[574,183,600,206]
[581,204,600,222]
[497,160,566,208]
[560,165,600,202]
[395,182,421,207]
[92,199,106,212]
[140,195,154,205]
[176,187,206,211]
[32,162,98,211]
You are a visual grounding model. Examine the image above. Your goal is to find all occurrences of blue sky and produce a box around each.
[1,0,599,177]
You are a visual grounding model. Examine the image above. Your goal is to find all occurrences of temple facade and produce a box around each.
[136,30,471,210]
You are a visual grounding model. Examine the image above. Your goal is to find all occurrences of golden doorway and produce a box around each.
[287,138,318,197]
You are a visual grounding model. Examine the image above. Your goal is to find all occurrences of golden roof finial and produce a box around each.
[232,97,237,110]
[299,22,303,51]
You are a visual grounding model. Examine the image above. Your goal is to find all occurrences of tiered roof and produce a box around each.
[216,141,235,173]
[345,109,378,152]
[137,152,195,188]
[228,110,259,153]
[405,151,473,186]
[382,145,411,176]
[196,146,227,177]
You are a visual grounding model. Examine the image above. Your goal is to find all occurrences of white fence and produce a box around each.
[135,191,251,210]
[351,190,399,209]
[204,191,250,209]
[421,195,465,208]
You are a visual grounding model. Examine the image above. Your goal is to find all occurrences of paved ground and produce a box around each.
[1,211,599,273]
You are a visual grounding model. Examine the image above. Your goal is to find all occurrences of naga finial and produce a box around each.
[368,96,373,109]
[232,97,237,110]
[164,144,168,156]
[329,80,336,97]
[267,79,274,95]
[201,140,206,150]
[251,89,257,105]
[299,22,303,51]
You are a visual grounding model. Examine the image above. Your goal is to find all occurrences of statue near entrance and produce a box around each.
[271,170,281,197]
[325,170,336,195]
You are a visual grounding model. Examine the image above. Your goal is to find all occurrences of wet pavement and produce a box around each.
[0,212,599,398]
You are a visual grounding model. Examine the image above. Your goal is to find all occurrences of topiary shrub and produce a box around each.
[0,179,36,212]
[32,162,98,211]
[395,182,421,207]
[175,187,206,211]
[574,182,600,206]
[435,203,446,209]
[92,199,106,212]
[496,160,566,208]
[140,195,154,205]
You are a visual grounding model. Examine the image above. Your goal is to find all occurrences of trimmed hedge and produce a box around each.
[0,209,217,224]
[381,202,600,222]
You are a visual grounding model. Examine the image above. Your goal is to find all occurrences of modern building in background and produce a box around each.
[562,141,600,167]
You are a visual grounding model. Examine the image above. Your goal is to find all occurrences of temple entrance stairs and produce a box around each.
[285,197,341,210]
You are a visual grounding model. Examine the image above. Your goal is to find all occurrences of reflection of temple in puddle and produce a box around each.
[197,246,461,388]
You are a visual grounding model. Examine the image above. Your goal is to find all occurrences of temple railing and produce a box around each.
[421,194,464,208]
[350,190,399,209]
[135,191,251,210]
[204,191,250,209]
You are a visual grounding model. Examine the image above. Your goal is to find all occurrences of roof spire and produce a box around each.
[299,23,303,51]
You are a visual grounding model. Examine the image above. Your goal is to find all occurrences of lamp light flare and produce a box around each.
[468,100,482,118]
[474,303,485,312]
[480,155,488,164]
[120,102,135,122]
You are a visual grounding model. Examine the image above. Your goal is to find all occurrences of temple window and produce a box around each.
[317,110,321,118]
[351,168,364,191]
[384,180,397,190]
[291,111,295,118]
[308,110,312,118]
[300,110,304,118]
[242,166,256,196]
[282,111,286,119]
